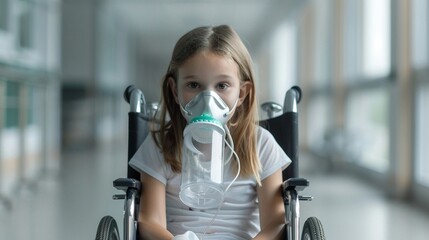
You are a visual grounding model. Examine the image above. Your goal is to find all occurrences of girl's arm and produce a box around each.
[138,172,174,240]
[253,169,286,240]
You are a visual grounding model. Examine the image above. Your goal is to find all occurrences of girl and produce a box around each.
[130,25,290,240]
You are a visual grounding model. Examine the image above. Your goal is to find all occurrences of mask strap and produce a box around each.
[224,98,239,118]
[180,103,191,117]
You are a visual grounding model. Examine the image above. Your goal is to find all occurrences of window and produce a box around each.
[411,0,428,69]
[0,0,9,31]
[27,85,39,125]
[343,0,391,80]
[5,81,20,128]
[362,0,391,78]
[17,0,35,49]
[412,0,429,186]
[343,0,362,80]
[312,0,332,87]
[340,0,391,174]
[345,88,389,172]
[415,84,429,185]
[270,22,296,103]
[0,0,11,60]
[307,94,330,153]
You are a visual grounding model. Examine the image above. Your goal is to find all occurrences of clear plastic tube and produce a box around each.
[202,126,241,238]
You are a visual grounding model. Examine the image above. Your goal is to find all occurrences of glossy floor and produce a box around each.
[1,143,429,240]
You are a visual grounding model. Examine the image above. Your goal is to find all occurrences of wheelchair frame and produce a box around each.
[95,86,325,240]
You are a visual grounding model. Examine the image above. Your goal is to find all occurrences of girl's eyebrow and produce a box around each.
[216,74,235,79]
[182,75,198,80]
[181,74,236,81]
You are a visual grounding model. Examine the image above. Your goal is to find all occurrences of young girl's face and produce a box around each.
[170,50,246,112]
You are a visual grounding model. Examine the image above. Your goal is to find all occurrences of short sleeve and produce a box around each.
[257,126,291,180]
[129,134,170,185]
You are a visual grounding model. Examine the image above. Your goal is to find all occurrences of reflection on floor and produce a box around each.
[1,143,429,240]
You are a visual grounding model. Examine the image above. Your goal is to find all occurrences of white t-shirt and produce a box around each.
[129,126,290,240]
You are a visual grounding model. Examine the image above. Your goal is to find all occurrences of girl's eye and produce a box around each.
[187,82,200,89]
[217,83,229,90]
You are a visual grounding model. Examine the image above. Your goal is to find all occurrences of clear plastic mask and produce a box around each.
[180,91,236,125]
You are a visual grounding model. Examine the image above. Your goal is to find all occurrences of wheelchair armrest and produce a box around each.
[282,177,309,192]
[113,178,141,192]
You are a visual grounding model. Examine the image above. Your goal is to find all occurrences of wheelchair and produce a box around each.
[95,85,326,240]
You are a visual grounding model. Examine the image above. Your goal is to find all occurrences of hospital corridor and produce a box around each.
[1,0,429,240]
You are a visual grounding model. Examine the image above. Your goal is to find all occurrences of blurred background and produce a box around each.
[1,0,429,239]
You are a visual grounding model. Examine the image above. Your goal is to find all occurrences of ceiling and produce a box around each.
[107,0,307,101]
[112,0,305,60]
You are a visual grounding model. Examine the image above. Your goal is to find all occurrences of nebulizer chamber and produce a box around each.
[179,118,226,209]
[179,91,234,210]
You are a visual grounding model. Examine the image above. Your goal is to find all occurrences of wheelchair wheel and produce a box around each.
[301,217,325,240]
[96,216,120,240]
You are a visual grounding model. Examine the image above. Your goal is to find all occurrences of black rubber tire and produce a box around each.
[301,217,325,240]
[95,216,120,240]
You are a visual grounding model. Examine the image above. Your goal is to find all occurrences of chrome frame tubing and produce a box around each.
[285,190,300,240]
[123,188,139,240]
[284,86,301,240]
[129,87,146,114]
[123,86,146,240]
[283,86,300,114]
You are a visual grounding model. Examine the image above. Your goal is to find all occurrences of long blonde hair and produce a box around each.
[153,25,261,183]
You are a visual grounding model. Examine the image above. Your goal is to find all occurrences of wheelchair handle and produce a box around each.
[124,85,147,114]
[283,86,302,113]
[261,101,283,118]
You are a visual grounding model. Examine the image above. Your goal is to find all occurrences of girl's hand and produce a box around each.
[173,231,200,240]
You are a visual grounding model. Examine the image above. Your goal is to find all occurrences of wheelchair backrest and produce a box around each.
[260,86,301,181]
[124,85,152,180]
